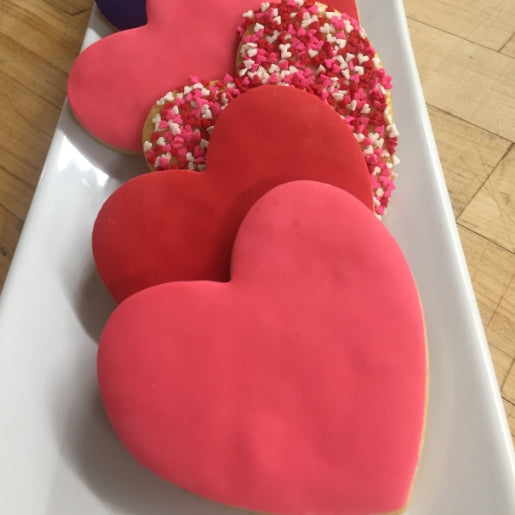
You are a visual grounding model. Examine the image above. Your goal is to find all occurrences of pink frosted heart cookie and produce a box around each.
[68,0,361,153]
[98,180,427,515]
[237,0,399,217]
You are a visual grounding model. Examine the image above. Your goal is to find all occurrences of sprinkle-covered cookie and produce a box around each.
[237,0,399,216]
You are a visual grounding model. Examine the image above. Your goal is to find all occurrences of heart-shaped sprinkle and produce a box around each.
[93,86,372,302]
[98,181,427,515]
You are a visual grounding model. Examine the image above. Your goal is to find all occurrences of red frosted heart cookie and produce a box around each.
[98,180,427,515]
[93,86,372,302]
[68,0,360,153]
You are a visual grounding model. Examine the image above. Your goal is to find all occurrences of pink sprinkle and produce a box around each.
[158,156,169,168]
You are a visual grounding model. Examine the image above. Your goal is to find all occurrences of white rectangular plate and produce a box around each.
[1,1,514,513]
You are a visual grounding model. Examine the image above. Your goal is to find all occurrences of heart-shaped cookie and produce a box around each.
[98,180,427,515]
[93,86,372,302]
[68,0,360,152]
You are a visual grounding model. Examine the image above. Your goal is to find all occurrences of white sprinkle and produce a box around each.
[156,136,166,146]
[320,23,333,34]
[256,67,271,81]
[357,54,369,64]
[159,91,174,104]
[169,122,181,135]
[143,141,152,152]
[334,55,346,67]
[242,10,253,18]
[279,43,292,59]
[345,52,355,62]
[376,187,384,197]
[261,2,270,11]
[266,29,280,43]
[387,124,400,138]
[361,103,370,114]
[254,22,265,32]
[247,48,258,58]
[308,48,319,58]
[346,99,357,111]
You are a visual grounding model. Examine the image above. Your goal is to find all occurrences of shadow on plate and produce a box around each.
[60,102,148,184]
[55,370,247,514]
[74,259,117,343]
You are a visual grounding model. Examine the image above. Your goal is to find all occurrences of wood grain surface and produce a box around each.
[1,1,514,447]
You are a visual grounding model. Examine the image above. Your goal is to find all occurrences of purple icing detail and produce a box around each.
[95,0,148,31]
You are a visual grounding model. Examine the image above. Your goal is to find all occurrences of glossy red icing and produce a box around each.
[93,86,372,302]
[98,181,427,515]
[68,0,359,152]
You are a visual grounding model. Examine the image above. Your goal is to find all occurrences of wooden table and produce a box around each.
[1,0,514,444]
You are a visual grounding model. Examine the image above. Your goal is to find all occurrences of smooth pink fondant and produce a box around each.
[92,86,372,302]
[98,181,427,515]
[67,0,360,152]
